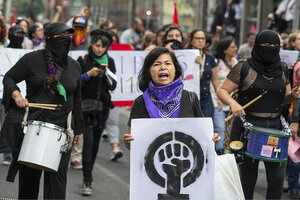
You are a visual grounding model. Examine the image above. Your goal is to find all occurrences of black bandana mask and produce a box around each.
[8,35,24,48]
[248,29,282,77]
[45,36,71,67]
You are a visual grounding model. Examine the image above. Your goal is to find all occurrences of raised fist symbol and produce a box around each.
[158,143,191,197]
[144,131,204,200]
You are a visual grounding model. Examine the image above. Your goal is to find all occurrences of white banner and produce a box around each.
[130,118,215,200]
[0,48,200,101]
[280,49,299,69]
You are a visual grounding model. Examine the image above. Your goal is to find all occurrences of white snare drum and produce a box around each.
[18,120,67,172]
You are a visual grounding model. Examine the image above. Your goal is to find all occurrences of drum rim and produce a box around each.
[249,126,290,138]
[28,120,65,132]
[245,152,287,162]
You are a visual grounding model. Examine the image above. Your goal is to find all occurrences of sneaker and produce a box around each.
[2,154,12,166]
[70,161,82,169]
[81,182,92,196]
[289,191,300,199]
[110,147,123,161]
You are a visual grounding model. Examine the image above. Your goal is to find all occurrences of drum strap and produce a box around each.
[21,107,29,127]
[29,65,65,120]
[65,111,74,151]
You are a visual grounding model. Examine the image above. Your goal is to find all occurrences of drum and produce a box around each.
[18,120,67,172]
[245,126,290,162]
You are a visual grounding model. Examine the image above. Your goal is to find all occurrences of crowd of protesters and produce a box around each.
[0,0,299,198]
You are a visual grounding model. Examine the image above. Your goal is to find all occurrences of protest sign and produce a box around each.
[130,118,215,200]
[280,49,299,69]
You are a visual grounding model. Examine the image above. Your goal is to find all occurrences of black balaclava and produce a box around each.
[8,25,24,49]
[248,29,282,77]
[46,36,71,67]
[44,22,74,68]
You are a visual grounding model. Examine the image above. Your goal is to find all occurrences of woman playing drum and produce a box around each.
[217,29,300,199]
[2,22,83,199]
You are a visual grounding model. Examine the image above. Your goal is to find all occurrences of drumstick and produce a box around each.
[29,103,62,108]
[225,91,268,122]
[28,104,57,110]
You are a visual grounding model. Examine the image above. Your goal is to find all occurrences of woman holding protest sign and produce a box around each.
[123,47,221,149]
[1,21,83,199]
[217,29,300,199]
[186,29,220,118]
[77,29,117,196]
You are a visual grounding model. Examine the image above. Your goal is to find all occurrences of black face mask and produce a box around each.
[45,36,71,67]
[163,39,184,50]
[8,35,24,48]
[248,29,282,77]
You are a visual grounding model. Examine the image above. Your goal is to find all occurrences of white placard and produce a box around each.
[130,118,215,200]
[0,48,200,101]
[280,49,299,69]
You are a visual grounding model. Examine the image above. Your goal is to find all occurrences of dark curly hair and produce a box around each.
[138,47,183,92]
[0,17,7,44]
[215,37,234,61]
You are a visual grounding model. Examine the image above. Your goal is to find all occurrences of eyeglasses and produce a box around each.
[260,43,279,47]
[193,37,205,40]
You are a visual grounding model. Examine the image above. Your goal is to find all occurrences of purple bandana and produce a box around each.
[143,78,183,118]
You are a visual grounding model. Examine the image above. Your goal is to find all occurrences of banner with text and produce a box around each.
[0,48,200,101]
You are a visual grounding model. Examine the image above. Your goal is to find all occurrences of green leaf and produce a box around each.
[57,82,67,102]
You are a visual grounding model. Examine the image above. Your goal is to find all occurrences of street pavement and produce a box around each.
[0,108,291,199]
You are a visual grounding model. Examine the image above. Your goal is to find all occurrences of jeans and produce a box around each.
[288,160,300,192]
[288,129,300,192]
[213,108,229,151]
[105,107,121,144]
[200,97,214,118]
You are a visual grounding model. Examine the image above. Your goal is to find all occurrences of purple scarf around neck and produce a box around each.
[143,78,183,118]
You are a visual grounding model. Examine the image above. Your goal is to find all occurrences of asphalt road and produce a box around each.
[0,108,291,199]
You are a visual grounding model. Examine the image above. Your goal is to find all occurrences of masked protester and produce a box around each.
[7,25,25,49]
[1,25,26,166]
[70,16,89,50]
[217,29,300,199]
[1,22,83,199]
[69,17,89,169]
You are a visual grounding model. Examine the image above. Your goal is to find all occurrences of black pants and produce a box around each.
[82,107,109,182]
[230,116,286,199]
[240,156,286,199]
[18,149,71,199]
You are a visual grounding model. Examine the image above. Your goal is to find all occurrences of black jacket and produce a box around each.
[77,54,117,108]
